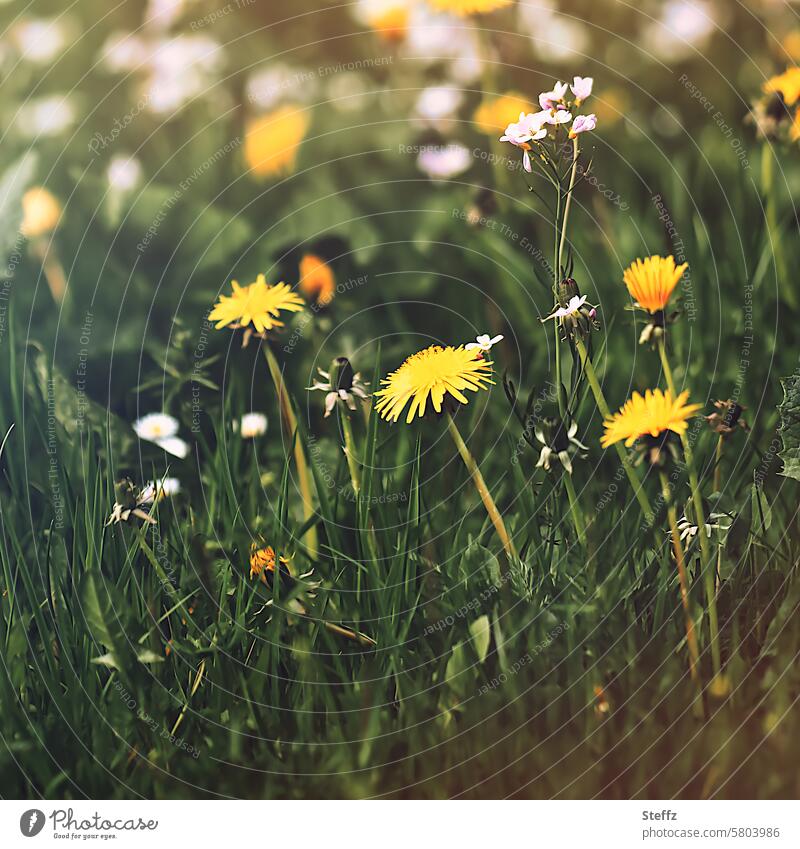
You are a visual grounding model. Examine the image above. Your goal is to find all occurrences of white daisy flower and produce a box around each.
[465,334,504,353]
[12,19,70,64]
[107,155,143,193]
[154,436,190,459]
[141,477,181,503]
[133,413,179,442]
[239,412,268,438]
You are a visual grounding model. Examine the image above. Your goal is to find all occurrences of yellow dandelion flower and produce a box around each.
[622,255,688,314]
[601,388,702,448]
[299,254,335,306]
[244,105,310,178]
[473,92,536,135]
[249,544,292,582]
[209,274,305,335]
[374,344,493,424]
[366,5,409,41]
[763,67,800,106]
[427,0,513,15]
[791,109,800,141]
[21,187,62,238]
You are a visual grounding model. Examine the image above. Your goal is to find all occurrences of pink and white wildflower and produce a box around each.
[539,81,569,111]
[542,295,593,322]
[569,113,597,138]
[500,112,547,172]
[570,76,593,104]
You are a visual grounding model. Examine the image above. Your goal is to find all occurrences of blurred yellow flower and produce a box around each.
[593,87,629,126]
[601,388,701,448]
[781,31,800,62]
[244,105,310,177]
[764,67,800,106]
[622,255,687,313]
[21,187,61,238]
[375,344,493,423]
[299,254,335,306]
[473,92,536,134]
[366,5,409,41]
[210,275,305,335]
[428,0,513,14]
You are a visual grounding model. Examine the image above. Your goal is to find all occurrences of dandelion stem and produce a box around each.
[264,344,318,560]
[657,337,721,677]
[340,411,361,496]
[713,434,724,495]
[660,470,703,698]
[558,137,580,274]
[563,470,587,547]
[446,412,517,562]
[575,338,653,521]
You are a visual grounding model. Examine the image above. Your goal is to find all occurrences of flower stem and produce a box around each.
[340,411,361,496]
[446,412,517,563]
[264,345,318,560]
[713,434,724,495]
[575,338,653,521]
[657,337,721,677]
[563,469,587,547]
[659,470,703,698]
[558,137,580,274]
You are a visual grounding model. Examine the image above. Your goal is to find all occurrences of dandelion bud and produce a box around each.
[558,277,580,304]
[329,356,354,393]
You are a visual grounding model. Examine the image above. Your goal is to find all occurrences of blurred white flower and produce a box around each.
[326,73,374,113]
[415,85,464,130]
[100,31,152,73]
[141,477,181,503]
[245,64,318,111]
[16,95,76,138]
[403,7,483,82]
[107,155,143,193]
[154,436,190,458]
[134,413,179,441]
[644,0,717,61]
[519,3,589,63]
[417,144,472,180]
[11,18,70,64]
[144,35,224,114]
[145,0,190,31]
[239,412,268,438]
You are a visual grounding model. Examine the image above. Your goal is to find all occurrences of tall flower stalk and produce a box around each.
[375,343,517,565]
[265,345,318,560]
[657,338,721,677]
[209,274,317,559]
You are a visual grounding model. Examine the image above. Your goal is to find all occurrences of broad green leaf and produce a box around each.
[778,372,800,481]
[469,615,491,664]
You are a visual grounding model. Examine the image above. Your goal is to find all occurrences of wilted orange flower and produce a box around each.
[249,544,291,582]
[473,93,536,134]
[299,254,335,306]
[244,105,310,178]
